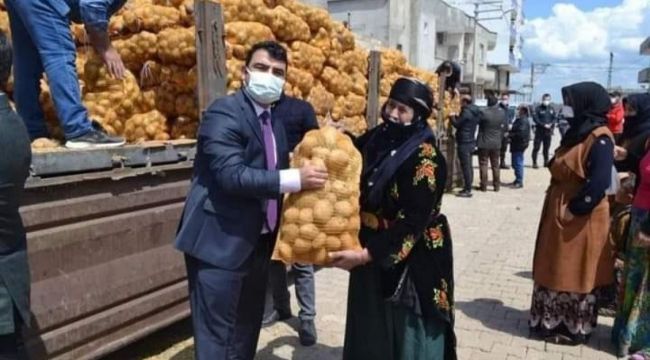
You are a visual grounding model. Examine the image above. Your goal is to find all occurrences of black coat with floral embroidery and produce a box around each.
[354,123,455,352]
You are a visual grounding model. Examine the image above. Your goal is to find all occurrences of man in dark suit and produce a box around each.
[532,93,557,168]
[0,30,32,359]
[452,95,480,198]
[477,94,508,192]
[262,95,320,346]
[175,41,328,360]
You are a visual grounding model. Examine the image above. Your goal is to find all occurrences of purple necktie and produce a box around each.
[260,111,278,231]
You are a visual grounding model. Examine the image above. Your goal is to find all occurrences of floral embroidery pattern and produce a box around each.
[413,144,438,191]
[390,183,399,200]
[433,279,451,312]
[414,158,437,191]
[424,225,444,249]
[420,143,435,158]
[391,234,415,264]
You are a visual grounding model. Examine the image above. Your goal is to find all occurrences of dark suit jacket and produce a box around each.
[175,90,290,270]
[0,93,32,333]
[477,106,508,150]
[273,95,319,151]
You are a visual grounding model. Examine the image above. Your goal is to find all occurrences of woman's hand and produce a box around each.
[614,146,628,161]
[633,231,650,248]
[329,248,372,271]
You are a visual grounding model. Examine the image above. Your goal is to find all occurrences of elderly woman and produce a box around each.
[329,78,456,359]
[529,81,616,345]
[612,93,650,360]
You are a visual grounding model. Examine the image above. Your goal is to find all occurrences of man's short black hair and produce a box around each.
[244,41,288,68]
[518,106,529,116]
[542,93,551,99]
[0,31,12,92]
[487,94,498,107]
[610,90,622,97]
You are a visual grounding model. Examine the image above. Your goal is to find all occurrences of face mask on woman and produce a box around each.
[245,69,285,105]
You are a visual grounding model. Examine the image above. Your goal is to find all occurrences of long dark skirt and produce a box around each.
[529,284,601,343]
[343,264,448,360]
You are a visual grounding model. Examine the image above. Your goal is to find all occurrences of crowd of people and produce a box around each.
[0,3,648,358]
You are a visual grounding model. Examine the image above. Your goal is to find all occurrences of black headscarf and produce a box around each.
[621,93,650,144]
[435,61,461,95]
[361,78,435,211]
[560,81,610,148]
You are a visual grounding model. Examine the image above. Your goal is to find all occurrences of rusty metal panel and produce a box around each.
[22,167,192,359]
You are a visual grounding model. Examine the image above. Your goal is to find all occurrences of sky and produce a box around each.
[510,0,650,102]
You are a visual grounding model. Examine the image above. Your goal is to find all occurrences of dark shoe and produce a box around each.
[456,191,473,198]
[513,183,523,189]
[299,320,317,346]
[479,185,487,192]
[500,164,510,170]
[262,309,292,327]
[532,163,539,169]
[65,121,125,149]
[494,186,500,192]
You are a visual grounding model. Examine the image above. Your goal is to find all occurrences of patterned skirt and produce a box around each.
[529,284,600,342]
[612,207,650,358]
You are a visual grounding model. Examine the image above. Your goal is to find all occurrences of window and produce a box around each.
[479,44,485,65]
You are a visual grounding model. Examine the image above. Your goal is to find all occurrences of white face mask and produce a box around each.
[542,100,550,106]
[610,97,617,104]
[245,68,285,105]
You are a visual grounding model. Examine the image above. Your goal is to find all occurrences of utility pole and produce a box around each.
[529,63,535,103]
[607,52,614,90]
[470,0,506,98]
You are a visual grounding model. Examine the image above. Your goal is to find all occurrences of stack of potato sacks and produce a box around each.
[0,0,454,146]
[274,126,363,265]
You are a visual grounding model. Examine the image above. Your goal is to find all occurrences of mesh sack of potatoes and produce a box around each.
[342,94,366,117]
[340,49,368,75]
[306,83,335,116]
[273,126,362,265]
[123,110,170,142]
[221,0,272,23]
[265,6,310,43]
[170,116,199,139]
[274,0,332,33]
[83,60,142,119]
[225,21,275,60]
[325,37,344,69]
[31,138,61,150]
[113,31,158,73]
[0,11,8,36]
[122,3,182,33]
[349,71,368,97]
[153,82,180,117]
[320,66,352,97]
[330,22,355,52]
[309,28,331,58]
[226,58,244,93]
[381,49,407,75]
[152,0,185,7]
[380,73,401,97]
[286,67,314,97]
[288,41,325,77]
[159,64,197,94]
[341,116,367,137]
[175,93,199,119]
[157,26,196,66]
[178,0,195,26]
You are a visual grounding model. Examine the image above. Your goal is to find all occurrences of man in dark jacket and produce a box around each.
[0,30,32,359]
[263,94,320,346]
[477,94,507,192]
[509,105,531,188]
[532,93,557,168]
[498,93,515,169]
[452,95,480,197]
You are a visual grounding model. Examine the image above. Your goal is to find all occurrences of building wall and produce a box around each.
[327,0,391,44]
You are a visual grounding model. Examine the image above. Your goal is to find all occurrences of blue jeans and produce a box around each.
[5,0,92,140]
[511,151,524,184]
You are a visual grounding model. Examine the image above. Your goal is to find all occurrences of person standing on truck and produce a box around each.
[4,0,127,149]
[532,93,557,168]
[262,94,319,347]
[174,41,328,360]
[0,31,32,359]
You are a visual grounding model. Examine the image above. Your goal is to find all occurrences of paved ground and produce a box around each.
[109,137,621,360]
